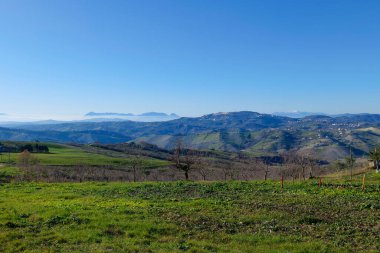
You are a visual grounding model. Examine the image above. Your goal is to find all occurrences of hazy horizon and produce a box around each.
[0,110,378,122]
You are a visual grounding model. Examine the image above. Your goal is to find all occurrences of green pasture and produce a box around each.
[0,143,169,168]
[0,178,379,252]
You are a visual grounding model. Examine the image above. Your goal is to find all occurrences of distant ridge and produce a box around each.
[2,111,380,161]
[85,112,179,117]
[139,112,179,117]
[273,111,327,118]
[273,111,380,119]
[85,112,134,117]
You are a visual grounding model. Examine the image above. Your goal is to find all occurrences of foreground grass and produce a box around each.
[1,179,380,252]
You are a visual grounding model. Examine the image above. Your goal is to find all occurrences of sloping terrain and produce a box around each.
[1,112,380,161]
[0,127,131,144]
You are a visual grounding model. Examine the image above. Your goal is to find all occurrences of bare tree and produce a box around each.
[196,158,211,181]
[282,152,316,181]
[308,158,319,178]
[369,147,380,172]
[297,156,310,180]
[240,157,266,181]
[171,141,197,180]
[18,150,38,166]
[130,155,143,182]
[231,162,243,180]
[345,147,356,181]
[220,160,233,181]
[282,151,299,181]
[261,157,271,181]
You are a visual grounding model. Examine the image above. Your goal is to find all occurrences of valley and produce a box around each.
[1,112,379,162]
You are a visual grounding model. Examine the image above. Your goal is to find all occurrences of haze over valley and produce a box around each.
[0,111,380,162]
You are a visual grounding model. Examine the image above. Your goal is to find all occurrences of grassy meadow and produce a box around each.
[0,143,168,167]
[0,176,379,252]
[0,142,379,252]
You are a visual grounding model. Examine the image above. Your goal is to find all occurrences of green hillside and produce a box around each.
[2,112,380,161]
[0,142,169,167]
[135,127,380,161]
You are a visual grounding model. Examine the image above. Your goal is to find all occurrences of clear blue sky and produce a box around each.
[1,0,379,118]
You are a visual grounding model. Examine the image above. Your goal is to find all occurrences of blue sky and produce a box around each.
[0,0,379,119]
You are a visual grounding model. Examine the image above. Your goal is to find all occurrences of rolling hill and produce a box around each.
[1,111,380,161]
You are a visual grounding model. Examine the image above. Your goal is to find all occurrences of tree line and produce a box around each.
[0,142,49,153]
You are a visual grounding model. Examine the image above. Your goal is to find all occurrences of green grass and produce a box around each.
[0,144,169,168]
[0,179,379,252]
[0,166,20,182]
[325,167,380,185]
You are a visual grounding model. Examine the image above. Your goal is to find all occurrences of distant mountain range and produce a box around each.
[0,112,181,126]
[273,111,327,118]
[85,112,179,118]
[85,112,134,117]
[1,111,380,162]
[84,112,180,122]
[272,111,373,118]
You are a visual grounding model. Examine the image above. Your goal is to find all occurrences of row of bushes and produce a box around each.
[0,143,49,153]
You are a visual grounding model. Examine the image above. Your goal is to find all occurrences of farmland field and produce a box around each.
[0,174,379,252]
[0,143,169,167]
